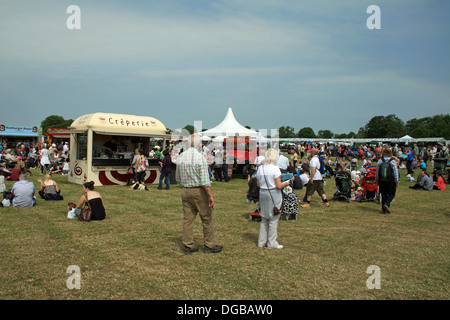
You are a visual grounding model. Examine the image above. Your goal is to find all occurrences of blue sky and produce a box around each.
[1,0,449,135]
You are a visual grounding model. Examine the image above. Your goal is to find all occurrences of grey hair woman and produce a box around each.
[256,148,292,249]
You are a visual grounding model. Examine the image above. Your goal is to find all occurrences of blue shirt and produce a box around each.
[407,151,414,161]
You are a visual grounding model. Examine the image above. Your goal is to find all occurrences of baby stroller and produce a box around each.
[333,172,352,202]
[247,171,261,222]
[433,158,447,181]
[323,163,335,178]
[361,167,379,202]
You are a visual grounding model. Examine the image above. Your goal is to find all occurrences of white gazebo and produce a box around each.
[201,108,259,137]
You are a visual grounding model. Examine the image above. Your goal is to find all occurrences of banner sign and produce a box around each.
[0,125,39,137]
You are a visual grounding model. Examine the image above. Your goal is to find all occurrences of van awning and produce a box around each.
[50,128,169,138]
[92,129,169,138]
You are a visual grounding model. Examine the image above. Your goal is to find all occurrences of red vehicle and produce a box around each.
[224,136,258,178]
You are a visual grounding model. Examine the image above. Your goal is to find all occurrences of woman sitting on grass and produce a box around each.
[433,172,446,191]
[75,181,106,220]
[37,173,63,200]
[10,163,22,181]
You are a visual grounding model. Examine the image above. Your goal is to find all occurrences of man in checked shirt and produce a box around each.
[176,134,223,255]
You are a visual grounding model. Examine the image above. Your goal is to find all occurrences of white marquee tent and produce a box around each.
[201,108,260,137]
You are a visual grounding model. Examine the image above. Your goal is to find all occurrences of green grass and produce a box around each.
[0,167,449,300]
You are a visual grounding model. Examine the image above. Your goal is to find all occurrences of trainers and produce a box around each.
[203,245,223,253]
[300,203,310,208]
[184,246,199,255]
[383,205,391,214]
[322,201,330,207]
[267,244,283,249]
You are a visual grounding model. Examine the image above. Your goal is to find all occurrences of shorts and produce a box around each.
[307,180,325,197]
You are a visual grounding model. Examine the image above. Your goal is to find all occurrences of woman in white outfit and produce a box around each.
[39,144,51,174]
[256,148,292,249]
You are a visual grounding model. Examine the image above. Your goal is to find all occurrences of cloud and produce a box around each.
[131,65,326,79]
[0,1,322,65]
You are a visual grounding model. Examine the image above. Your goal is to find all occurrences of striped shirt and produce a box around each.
[175,147,211,188]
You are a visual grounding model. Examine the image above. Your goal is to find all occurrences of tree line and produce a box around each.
[40,113,450,140]
[278,114,450,140]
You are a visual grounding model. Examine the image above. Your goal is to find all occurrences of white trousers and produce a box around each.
[258,213,281,249]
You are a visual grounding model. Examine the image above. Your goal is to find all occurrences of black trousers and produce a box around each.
[378,180,397,207]
[406,160,414,175]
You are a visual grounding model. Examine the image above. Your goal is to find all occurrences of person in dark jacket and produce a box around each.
[375,147,400,214]
[158,149,172,190]
[288,166,303,190]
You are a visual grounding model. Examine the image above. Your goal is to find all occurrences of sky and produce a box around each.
[0,0,449,136]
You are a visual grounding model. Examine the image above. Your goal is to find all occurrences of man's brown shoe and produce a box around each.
[184,246,199,255]
[204,245,223,253]
[301,203,310,208]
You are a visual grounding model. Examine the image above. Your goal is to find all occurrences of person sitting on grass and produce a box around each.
[75,181,106,221]
[11,173,36,207]
[9,163,22,181]
[409,170,433,191]
[37,173,63,200]
[0,161,12,180]
[433,172,446,191]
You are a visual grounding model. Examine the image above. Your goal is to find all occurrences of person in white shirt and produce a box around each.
[256,149,292,249]
[299,167,310,203]
[276,154,290,173]
[301,148,330,208]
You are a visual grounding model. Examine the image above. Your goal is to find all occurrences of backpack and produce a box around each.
[246,172,259,202]
[379,157,395,182]
[318,156,326,175]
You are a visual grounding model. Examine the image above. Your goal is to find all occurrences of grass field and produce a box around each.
[0,167,449,300]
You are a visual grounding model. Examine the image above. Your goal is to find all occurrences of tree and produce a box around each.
[428,114,450,139]
[183,125,195,134]
[317,129,334,139]
[40,115,73,134]
[406,114,450,139]
[278,126,296,138]
[297,127,316,138]
[358,114,406,138]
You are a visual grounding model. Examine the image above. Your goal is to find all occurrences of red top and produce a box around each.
[435,177,446,190]
[10,168,22,181]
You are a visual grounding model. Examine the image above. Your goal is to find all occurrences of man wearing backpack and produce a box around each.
[375,147,400,214]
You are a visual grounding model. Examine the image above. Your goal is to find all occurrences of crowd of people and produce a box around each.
[1,136,448,253]
[0,140,70,208]
[0,140,70,177]
[1,139,106,220]
[247,141,448,214]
